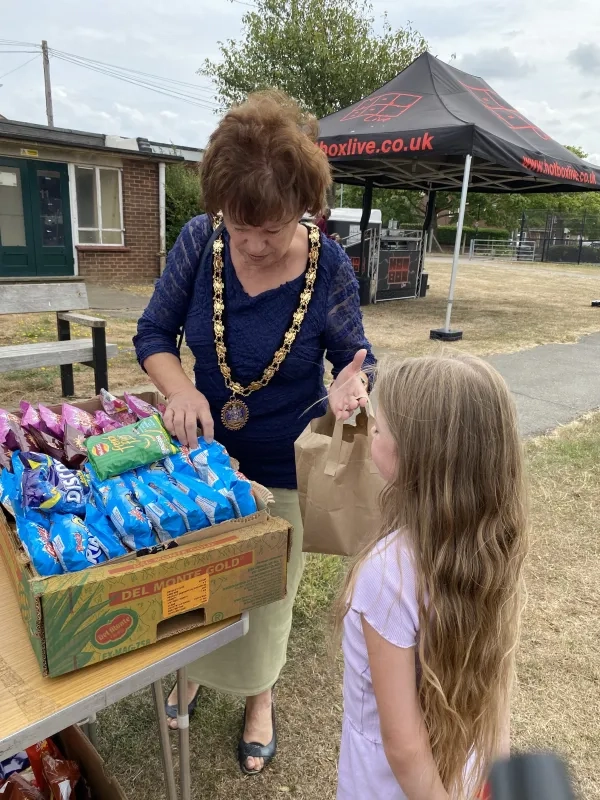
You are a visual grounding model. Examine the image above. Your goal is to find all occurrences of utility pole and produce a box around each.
[41,40,54,127]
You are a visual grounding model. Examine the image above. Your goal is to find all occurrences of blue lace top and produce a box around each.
[134,214,376,489]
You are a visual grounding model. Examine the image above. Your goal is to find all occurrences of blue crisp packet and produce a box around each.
[169,472,234,526]
[219,468,257,518]
[164,449,197,478]
[97,478,156,551]
[128,476,186,541]
[20,452,89,516]
[190,438,230,468]
[50,514,108,572]
[0,467,22,518]
[85,502,128,560]
[141,472,210,532]
[16,510,63,576]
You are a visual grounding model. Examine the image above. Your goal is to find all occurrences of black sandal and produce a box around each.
[165,683,200,728]
[238,703,277,775]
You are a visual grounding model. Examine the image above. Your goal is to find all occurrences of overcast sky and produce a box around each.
[1,0,599,163]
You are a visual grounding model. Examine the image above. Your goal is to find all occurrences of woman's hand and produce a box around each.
[329,349,369,421]
[163,386,215,448]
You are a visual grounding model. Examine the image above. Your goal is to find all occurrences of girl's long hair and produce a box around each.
[336,354,528,797]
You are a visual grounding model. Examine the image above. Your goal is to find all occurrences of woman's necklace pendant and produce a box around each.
[221,396,249,431]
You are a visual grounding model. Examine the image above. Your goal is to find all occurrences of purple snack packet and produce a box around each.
[0,442,12,472]
[28,428,65,462]
[20,402,43,433]
[62,404,101,438]
[94,410,123,433]
[0,410,23,451]
[124,392,160,420]
[7,420,36,453]
[64,424,88,469]
[38,405,64,440]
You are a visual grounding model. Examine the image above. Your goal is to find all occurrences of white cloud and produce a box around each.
[160,110,179,120]
[458,47,535,80]
[114,103,146,123]
[568,43,600,76]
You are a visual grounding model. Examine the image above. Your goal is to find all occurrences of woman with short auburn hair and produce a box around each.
[134,90,375,775]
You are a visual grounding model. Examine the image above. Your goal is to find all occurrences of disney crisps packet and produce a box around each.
[86,415,177,480]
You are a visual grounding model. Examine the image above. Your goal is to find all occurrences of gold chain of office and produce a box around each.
[211,213,321,431]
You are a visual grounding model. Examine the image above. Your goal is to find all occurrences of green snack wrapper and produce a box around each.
[86,414,176,480]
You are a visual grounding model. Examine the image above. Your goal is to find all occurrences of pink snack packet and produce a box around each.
[20,402,43,433]
[124,392,160,420]
[61,404,101,438]
[38,405,64,440]
[99,389,128,416]
[94,410,123,433]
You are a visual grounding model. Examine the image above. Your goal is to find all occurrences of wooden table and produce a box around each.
[0,555,248,800]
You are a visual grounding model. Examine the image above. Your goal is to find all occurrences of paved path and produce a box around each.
[375,333,600,437]
[487,333,600,436]
[85,284,600,438]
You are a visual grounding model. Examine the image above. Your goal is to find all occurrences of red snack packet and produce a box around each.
[38,406,63,441]
[25,739,61,792]
[6,775,44,800]
[41,753,80,800]
[63,425,88,470]
[0,780,13,797]
[19,403,42,433]
[124,392,160,420]
[94,410,122,433]
[61,405,100,438]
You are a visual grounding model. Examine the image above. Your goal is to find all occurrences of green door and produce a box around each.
[0,157,74,277]
[0,157,36,276]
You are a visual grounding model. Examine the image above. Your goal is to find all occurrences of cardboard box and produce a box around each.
[56,725,128,800]
[0,393,292,677]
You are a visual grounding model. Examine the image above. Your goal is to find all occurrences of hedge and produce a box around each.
[436,225,510,246]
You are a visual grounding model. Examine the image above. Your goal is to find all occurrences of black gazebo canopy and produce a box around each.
[317,52,600,194]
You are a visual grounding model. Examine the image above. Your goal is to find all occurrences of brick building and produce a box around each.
[0,119,202,283]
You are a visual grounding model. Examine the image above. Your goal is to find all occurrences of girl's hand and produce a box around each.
[163,386,214,448]
[329,349,369,421]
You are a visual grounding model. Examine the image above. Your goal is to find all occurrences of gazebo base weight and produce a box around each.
[430,328,463,342]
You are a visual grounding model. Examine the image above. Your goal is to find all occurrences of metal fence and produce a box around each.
[541,238,600,264]
[469,239,536,261]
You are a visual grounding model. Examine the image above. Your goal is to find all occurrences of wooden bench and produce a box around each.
[0,279,118,396]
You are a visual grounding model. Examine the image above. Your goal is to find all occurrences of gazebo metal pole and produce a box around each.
[430,154,472,341]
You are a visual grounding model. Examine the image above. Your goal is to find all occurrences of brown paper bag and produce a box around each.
[295,407,386,556]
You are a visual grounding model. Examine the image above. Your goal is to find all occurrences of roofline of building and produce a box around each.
[0,119,183,162]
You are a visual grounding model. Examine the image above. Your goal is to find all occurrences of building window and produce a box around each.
[74,166,123,245]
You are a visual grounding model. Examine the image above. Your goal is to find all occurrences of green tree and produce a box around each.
[165,164,204,250]
[200,0,427,119]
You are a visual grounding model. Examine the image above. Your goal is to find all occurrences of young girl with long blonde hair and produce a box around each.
[336,354,528,800]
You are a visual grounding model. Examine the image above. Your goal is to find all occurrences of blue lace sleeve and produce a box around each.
[324,249,376,383]
[133,215,211,368]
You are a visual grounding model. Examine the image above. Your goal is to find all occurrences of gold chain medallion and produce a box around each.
[212,214,320,430]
